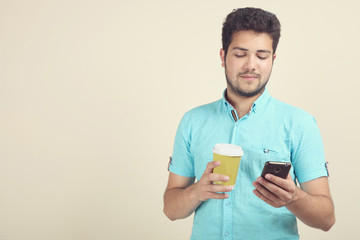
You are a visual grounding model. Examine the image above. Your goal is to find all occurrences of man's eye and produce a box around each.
[235,54,245,58]
[257,55,269,60]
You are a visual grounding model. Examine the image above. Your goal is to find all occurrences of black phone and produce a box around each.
[261,161,291,179]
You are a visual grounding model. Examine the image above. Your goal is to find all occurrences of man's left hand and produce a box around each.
[252,173,299,208]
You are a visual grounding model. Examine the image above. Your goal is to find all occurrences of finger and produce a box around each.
[204,161,221,174]
[264,174,286,186]
[207,172,229,183]
[263,174,295,195]
[208,184,234,193]
[257,176,287,193]
[253,180,290,208]
[206,192,230,199]
[252,180,279,202]
[254,179,290,206]
[262,175,283,191]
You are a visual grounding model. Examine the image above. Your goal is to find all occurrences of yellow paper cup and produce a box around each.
[213,143,243,185]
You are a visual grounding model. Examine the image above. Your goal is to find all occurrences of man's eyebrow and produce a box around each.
[232,47,271,54]
[257,50,272,54]
[232,47,248,51]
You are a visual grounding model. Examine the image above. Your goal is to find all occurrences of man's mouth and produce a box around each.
[239,74,259,80]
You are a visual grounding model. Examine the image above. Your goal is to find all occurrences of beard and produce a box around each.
[225,69,271,98]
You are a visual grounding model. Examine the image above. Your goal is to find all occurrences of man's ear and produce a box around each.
[273,53,277,61]
[220,49,226,67]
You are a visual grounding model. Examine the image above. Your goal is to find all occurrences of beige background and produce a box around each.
[1,0,359,239]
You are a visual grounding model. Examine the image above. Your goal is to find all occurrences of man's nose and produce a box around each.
[244,55,256,71]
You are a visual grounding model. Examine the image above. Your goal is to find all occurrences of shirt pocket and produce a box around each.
[263,147,290,163]
[238,145,291,183]
[262,146,295,180]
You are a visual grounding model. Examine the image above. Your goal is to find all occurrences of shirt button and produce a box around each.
[226,201,231,206]
[224,232,229,237]
[263,148,269,154]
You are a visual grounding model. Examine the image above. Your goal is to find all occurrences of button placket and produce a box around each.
[223,192,233,239]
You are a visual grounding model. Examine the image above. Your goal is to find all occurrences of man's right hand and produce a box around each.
[194,161,234,201]
[163,160,234,220]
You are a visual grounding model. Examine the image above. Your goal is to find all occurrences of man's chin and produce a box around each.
[231,87,265,98]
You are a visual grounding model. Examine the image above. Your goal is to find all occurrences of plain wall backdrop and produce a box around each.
[1,0,359,239]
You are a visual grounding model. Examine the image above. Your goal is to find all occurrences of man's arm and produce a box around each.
[163,161,234,221]
[253,174,335,231]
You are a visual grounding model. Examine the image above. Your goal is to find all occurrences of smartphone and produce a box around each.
[261,161,291,179]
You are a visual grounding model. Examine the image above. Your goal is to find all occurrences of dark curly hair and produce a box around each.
[222,7,281,56]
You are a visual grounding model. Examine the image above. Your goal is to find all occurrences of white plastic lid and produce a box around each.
[212,143,244,156]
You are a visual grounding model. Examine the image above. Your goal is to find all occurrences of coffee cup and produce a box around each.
[212,143,243,185]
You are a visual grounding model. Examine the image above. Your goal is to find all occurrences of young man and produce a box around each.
[163,8,335,240]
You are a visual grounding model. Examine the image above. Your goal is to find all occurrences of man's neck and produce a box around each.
[226,89,264,119]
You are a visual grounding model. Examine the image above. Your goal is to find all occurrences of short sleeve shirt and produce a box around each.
[169,89,328,240]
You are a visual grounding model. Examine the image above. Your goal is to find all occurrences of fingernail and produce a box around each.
[224,176,229,181]
[257,177,263,183]
[227,185,234,191]
[265,174,271,180]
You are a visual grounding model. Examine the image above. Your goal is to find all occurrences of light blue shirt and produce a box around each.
[169,88,328,240]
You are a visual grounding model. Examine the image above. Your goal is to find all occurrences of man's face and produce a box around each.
[220,30,275,98]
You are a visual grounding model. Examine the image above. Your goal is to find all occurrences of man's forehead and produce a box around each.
[229,31,273,53]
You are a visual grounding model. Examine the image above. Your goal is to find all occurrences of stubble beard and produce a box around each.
[225,68,271,98]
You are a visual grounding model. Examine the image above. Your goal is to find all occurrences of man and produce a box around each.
[163,7,335,240]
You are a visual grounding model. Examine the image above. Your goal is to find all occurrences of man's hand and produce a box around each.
[252,173,335,231]
[252,173,298,208]
[163,161,235,220]
[195,161,234,201]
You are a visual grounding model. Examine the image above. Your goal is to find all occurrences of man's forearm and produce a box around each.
[253,175,335,231]
[286,188,335,231]
[163,183,202,221]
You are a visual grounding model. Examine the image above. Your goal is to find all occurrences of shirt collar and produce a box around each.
[252,88,271,114]
[222,88,271,115]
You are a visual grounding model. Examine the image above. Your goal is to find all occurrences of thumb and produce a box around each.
[204,161,220,174]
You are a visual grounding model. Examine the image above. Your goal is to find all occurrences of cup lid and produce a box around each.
[213,143,244,156]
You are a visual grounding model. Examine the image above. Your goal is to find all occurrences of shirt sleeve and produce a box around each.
[169,113,195,177]
[291,114,328,183]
